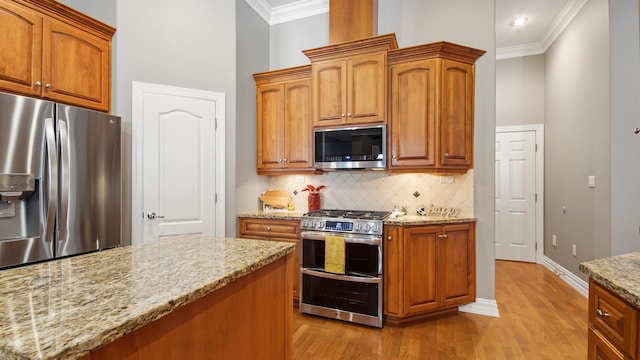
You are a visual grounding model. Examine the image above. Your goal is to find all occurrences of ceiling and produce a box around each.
[244,0,589,60]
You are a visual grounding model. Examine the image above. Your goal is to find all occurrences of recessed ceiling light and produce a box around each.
[512,17,528,26]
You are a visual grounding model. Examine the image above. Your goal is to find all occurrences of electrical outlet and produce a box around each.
[552,235,557,247]
[572,244,577,257]
[439,176,454,184]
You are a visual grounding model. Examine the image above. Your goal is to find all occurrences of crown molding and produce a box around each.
[271,0,328,25]
[244,0,328,25]
[539,0,589,52]
[496,43,545,60]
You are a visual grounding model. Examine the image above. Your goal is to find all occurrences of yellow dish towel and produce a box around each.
[325,235,346,274]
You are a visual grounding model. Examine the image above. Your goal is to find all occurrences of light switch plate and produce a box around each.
[588,175,595,188]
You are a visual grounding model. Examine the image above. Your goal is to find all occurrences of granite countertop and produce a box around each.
[0,235,295,360]
[580,252,640,308]
[237,210,476,225]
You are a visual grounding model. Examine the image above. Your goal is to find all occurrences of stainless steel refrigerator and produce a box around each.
[0,92,121,269]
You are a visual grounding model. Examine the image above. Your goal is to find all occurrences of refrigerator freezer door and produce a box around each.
[0,92,55,268]
[56,104,121,257]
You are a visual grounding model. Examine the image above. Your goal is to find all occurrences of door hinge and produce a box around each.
[215,193,218,203]
[215,118,218,130]
[535,143,538,152]
[535,242,537,251]
[535,193,538,202]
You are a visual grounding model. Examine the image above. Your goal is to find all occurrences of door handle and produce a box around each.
[147,212,165,220]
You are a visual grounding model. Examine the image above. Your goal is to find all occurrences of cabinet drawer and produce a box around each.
[589,279,638,356]
[588,325,626,360]
[239,218,300,240]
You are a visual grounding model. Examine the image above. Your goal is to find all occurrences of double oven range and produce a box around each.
[299,209,388,328]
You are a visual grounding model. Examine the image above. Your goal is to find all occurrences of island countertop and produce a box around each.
[579,251,640,308]
[0,235,295,360]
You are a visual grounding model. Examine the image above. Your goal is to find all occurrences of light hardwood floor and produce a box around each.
[293,260,588,359]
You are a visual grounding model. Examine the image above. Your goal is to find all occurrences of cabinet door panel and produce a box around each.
[313,61,345,127]
[0,0,42,95]
[348,52,385,124]
[440,59,473,168]
[256,84,284,169]
[43,18,110,111]
[383,226,402,316]
[389,59,437,168]
[284,79,312,169]
[589,279,638,356]
[440,223,475,307]
[588,325,625,360]
[403,226,439,313]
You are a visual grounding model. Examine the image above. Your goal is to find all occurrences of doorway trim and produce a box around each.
[131,82,226,243]
[496,124,544,263]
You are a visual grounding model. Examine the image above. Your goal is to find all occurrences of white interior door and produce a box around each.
[495,130,537,262]
[132,82,225,244]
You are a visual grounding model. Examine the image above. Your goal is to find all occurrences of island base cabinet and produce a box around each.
[587,278,639,360]
[81,254,294,360]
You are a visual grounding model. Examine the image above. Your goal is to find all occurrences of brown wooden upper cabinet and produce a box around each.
[387,42,485,173]
[311,52,386,127]
[253,66,315,174]
[303,34,398,128]
[0,0,114,112]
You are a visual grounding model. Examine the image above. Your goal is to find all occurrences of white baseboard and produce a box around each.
[459,298,500,318]
[542,256,588,297]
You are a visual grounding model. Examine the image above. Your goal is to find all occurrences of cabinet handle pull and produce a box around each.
[438,234,448,239]
[443,153,449,158]
[596,309,610,318]
[35,81,42,87]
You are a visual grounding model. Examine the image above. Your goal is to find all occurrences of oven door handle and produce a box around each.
[300,231,381,245]
[301,268,382,284]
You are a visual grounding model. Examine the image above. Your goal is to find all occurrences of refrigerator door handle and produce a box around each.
[43,117,58,243]
[58,118,70,242]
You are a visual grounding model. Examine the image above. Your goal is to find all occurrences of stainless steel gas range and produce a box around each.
[299,209,389,328]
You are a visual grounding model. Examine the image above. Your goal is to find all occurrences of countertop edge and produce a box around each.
[579,253,640,309]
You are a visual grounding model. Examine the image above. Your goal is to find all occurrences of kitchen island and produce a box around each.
[580,252,640,359]
[0,235,296,360]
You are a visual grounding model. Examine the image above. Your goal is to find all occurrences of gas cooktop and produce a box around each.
[303,209,390,221]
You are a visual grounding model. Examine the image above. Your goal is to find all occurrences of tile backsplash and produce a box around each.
[267,170,474,217]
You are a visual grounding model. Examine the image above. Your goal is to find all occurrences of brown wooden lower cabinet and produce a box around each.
[588,278,640,360]
[383,222,476,325]
[238,217,301,302]
[80,254,294,360]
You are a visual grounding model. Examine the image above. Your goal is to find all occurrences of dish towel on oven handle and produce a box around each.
[324,235,346,274]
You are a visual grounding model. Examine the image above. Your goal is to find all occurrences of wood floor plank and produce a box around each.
[293,260,587,359]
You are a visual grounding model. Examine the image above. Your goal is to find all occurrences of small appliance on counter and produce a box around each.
[259,190,291,212]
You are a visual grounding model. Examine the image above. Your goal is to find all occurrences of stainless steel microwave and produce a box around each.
[313,125,386,170]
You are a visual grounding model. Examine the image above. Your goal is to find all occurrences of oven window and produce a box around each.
[301,273,379,317]
[302,239,380,276]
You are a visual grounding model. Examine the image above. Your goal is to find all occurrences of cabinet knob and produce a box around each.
[45,83,52,89]
[392,154,396,159]
[387,235,392,241]
[341,113,346,117]
[347,113,352,117]
[283,158,287,163]
[443,153,449,158]
[596,309,610,318]
[266,226,271,231]
[35,81,42,87]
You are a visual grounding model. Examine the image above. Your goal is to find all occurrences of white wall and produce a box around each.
[114,0,238,240]
[496,55,545,127]
[610,0,640,256]
[544,0,611,279]
[269,0,497,301]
